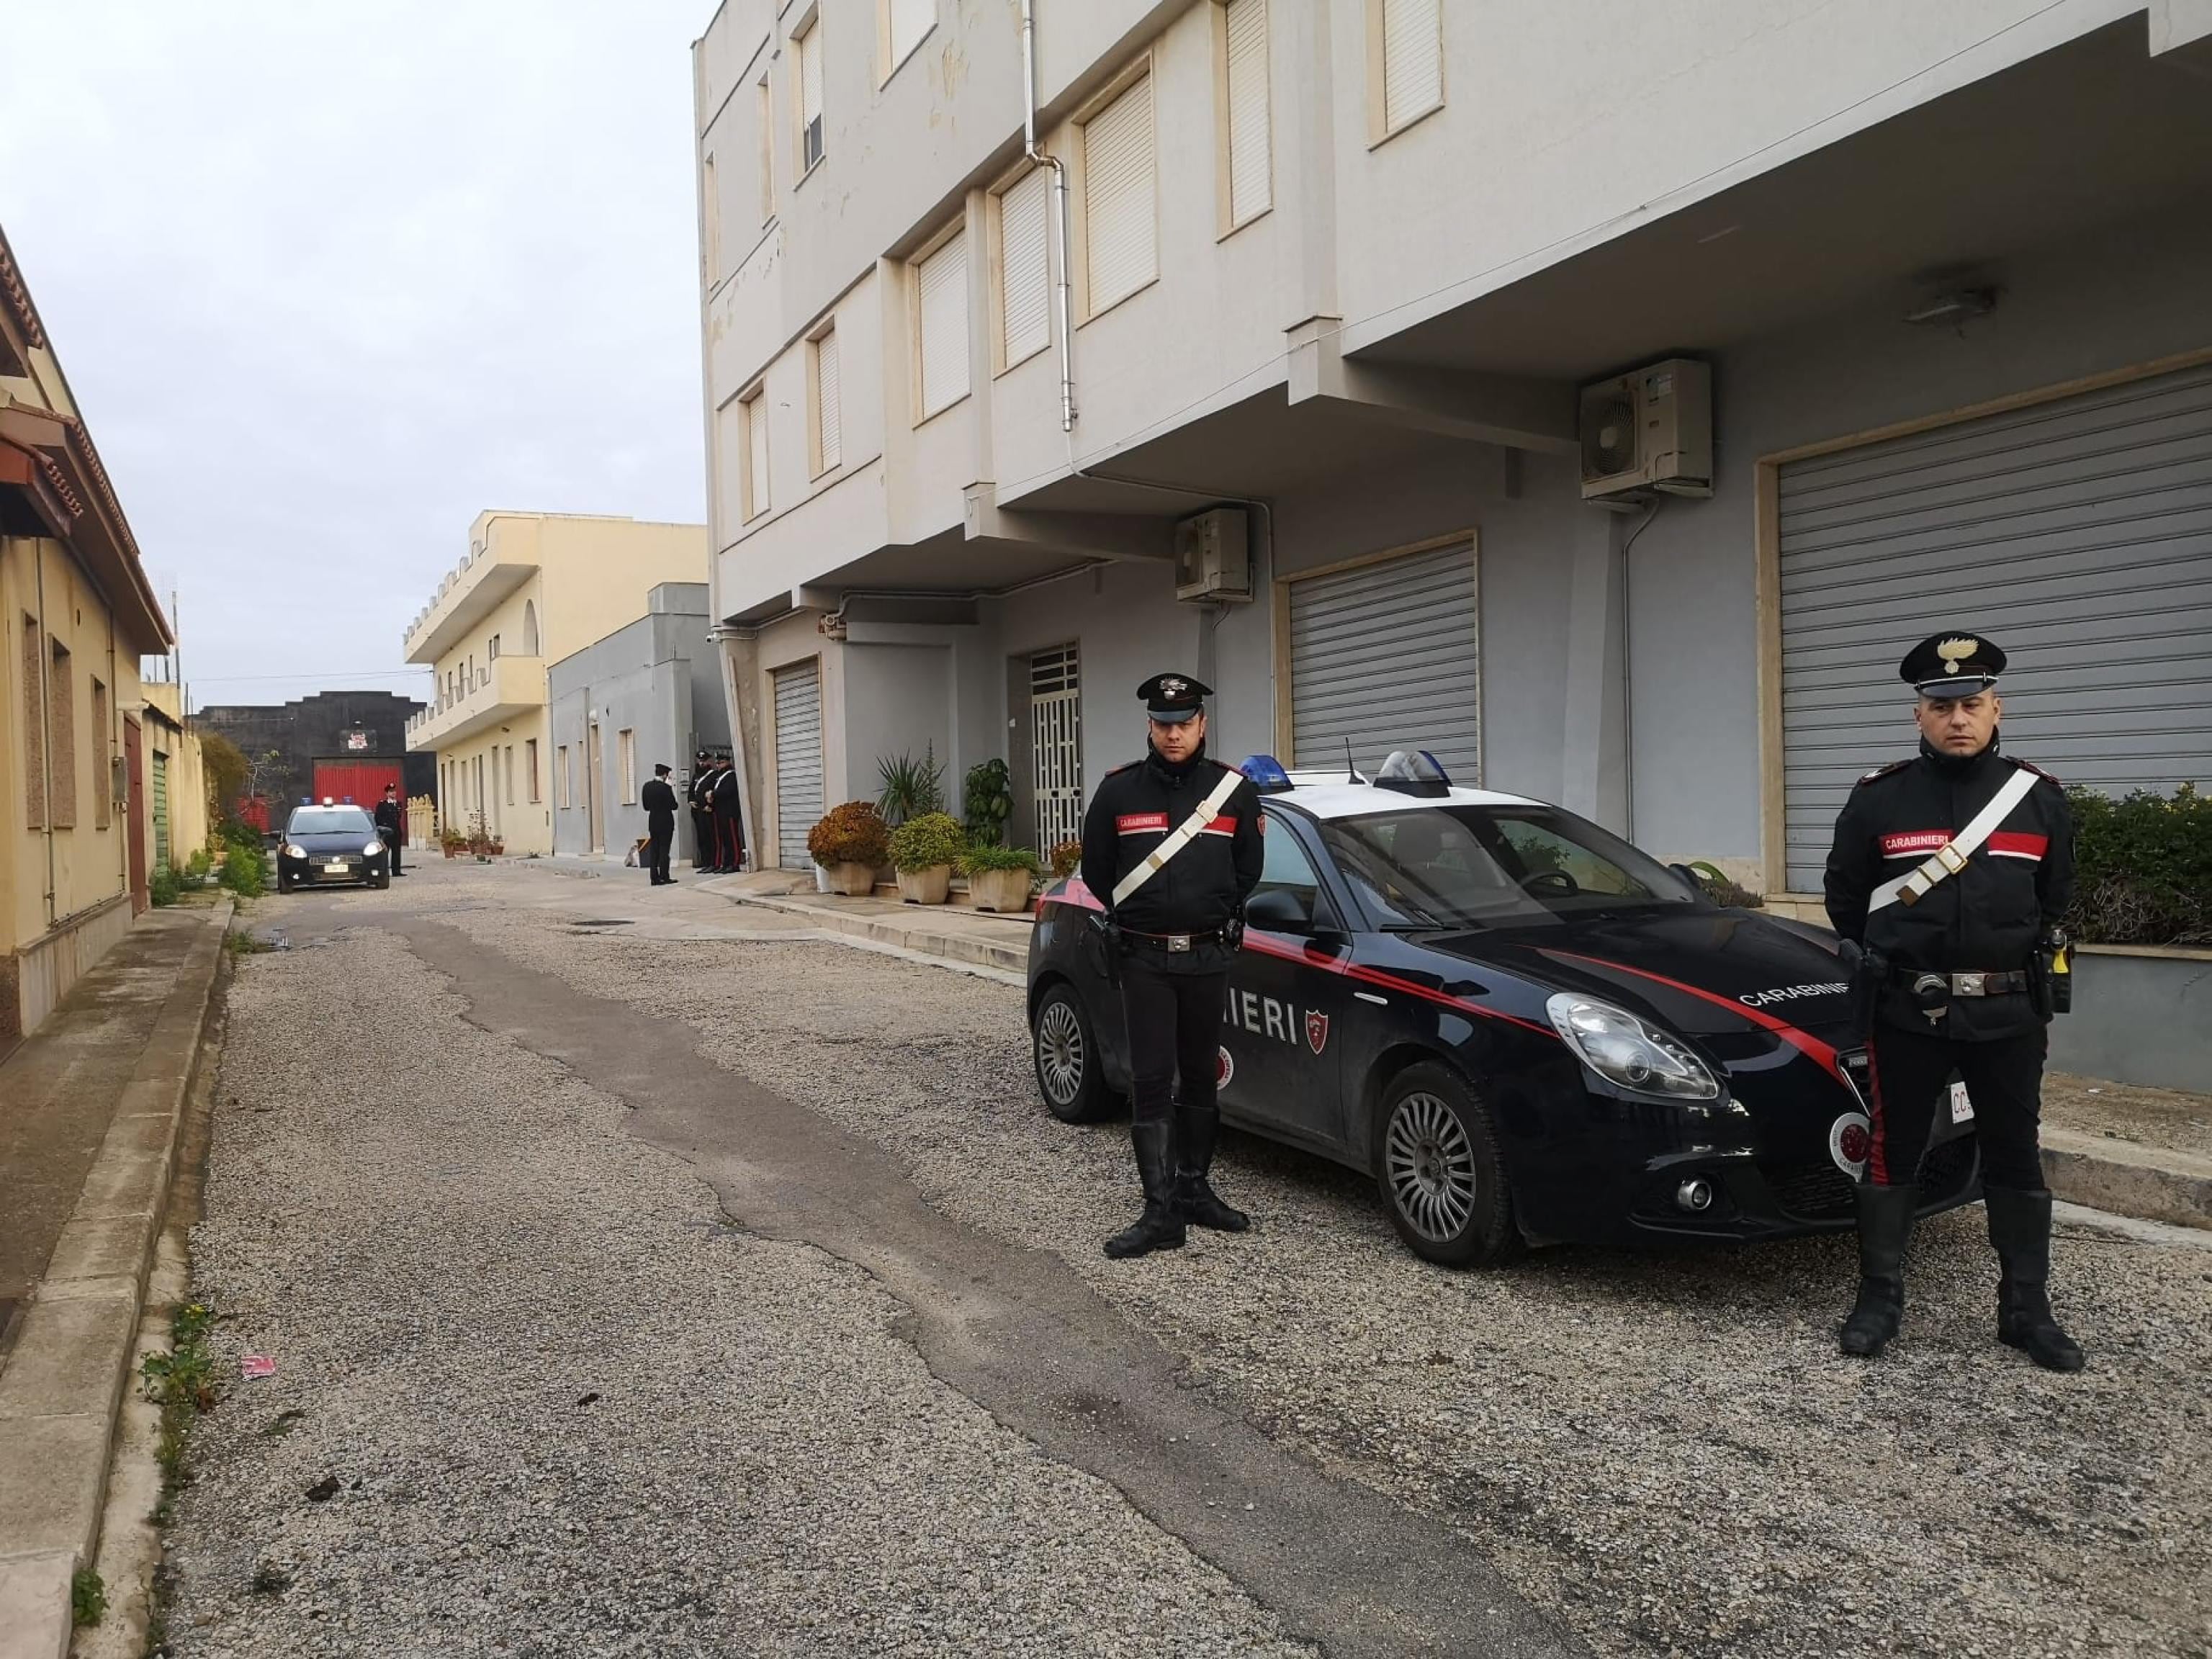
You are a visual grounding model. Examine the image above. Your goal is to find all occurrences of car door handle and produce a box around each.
[1354,991,1388,1006]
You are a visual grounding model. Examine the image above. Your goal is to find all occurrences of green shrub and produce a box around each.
[806,801,890,868]
[71,1568,104,1629]
[889,811,965,872]
[186,846,213,881]
[148,866,182,908]
[217,837,267,899]
[876,746,945,826]
[956,842,1041,877]
[2065,783,2212,946]
[962,758,1014,847]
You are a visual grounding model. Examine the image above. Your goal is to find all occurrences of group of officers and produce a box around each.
[1079,632,2085,1375]
[633,752,746,886]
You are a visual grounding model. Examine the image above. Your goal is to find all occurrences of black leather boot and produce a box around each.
[1175,1102,1250,1233]
[1105,1121,1187,1259]
[1984,1184,2085,1372]
[1838,1182,1917,1357]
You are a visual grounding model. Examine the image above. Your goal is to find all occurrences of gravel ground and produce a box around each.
[166,920,1316,1658]
[426,872,2212,1659]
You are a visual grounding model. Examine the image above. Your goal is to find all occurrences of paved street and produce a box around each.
[163,861,2212,1658]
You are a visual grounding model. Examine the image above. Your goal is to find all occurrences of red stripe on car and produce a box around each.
[1242,932,1558,1039]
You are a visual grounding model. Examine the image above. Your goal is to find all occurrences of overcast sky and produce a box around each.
[0,1,710,712]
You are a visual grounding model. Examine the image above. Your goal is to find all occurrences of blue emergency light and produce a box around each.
[1238,755,1293,793]
[1375,750,1452,796]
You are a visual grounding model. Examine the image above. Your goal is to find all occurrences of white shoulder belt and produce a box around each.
[1110,767,1244,909]
[1866,764,2038,913]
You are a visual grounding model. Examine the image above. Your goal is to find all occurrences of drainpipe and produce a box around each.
[34,541,56,925]
[1020,0,1076,431]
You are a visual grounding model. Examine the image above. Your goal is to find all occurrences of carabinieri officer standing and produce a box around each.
[1823,631,2081,1371]
[1079,673,1264,1259]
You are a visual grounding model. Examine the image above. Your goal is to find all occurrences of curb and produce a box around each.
[2042,1128,2212,1231]
[729,894,1030,976]
[0,902,231,1659]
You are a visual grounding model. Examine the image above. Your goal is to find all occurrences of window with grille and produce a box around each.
[997,166,1049,369]
[1028,644,1083,853]
[915,228,969,419]
[796,21,824,172]
[1378,0,1442,135]
[886,0,932,75]
[1223,0,1271,227]
[1082,72,1156,317]
[813,326,842,472]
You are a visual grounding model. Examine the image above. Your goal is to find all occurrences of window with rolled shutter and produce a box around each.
[1082,73,1155,316]
[998,167,1049,367]
[1225,0,1271,225]
[798,22,824,171]
[916,229,969,419]
[814,328,842,472]
[886,0,932,73]
[745,392,769,519]
[1380,0,1442,133]
[755,76,774,222]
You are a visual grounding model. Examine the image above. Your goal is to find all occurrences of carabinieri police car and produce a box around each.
[1026,751,1979,1266]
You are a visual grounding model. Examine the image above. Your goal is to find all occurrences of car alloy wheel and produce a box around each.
[1373,1061,1519,1267]
[1032,982,1110,1123]
[1386,1092,1478,1244]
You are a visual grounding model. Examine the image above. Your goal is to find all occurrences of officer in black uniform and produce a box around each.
[373,786,405,877]
[1823,631,2081,1371]
[1079,674,1264,1259]
[688,752,719,872]
[641,763,680,885]
[711,759,746,873]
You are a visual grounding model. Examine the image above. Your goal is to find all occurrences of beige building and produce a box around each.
[403,512,708,855]
[694,0,2212,887]
[1,223,176,1046]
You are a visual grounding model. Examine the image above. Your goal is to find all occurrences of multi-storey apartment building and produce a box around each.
[693,0,2212,892]
[403,513,707,855]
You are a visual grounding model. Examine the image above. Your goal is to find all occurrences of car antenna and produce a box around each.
[1344,737,1361,784]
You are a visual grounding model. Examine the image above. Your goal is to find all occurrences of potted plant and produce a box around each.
[807,801,891,896]
[958,842,1042,913]
[963,757,1014,847]
[877,745,946,827]
[1048,838,1083,881]
[889,811,963,904]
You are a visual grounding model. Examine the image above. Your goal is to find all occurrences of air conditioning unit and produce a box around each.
[1174,508,1251,602]
[1579,358,1712,501]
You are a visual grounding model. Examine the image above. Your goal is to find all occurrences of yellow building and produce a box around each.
[403,512,706,855]
[1,225,175,1046]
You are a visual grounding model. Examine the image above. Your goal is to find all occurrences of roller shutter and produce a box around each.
[1225,0,1271,225]
[773,660,824,870]
[1290,541,1480,783]
[1779,360,2212,890]
[1083,73,1155,315]
[917,228,969,418]
[998,166,1050,366]
[150,752,171,873]
[1382,0,1442,132]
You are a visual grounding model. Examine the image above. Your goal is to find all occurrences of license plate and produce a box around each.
[326,862,349,874]
[1949,1080,1974,1123]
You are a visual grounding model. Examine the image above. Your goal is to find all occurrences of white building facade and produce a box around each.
[693,0,2212,895]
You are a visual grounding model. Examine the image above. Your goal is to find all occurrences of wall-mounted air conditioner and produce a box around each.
[1579,359,1712,501]
[1174,508,1251,602]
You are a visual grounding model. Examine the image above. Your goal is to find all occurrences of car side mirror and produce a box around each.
[1668,862,1712,902]
[1246,887,1316,934]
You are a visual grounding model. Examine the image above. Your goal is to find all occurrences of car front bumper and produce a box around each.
[279,855,383,886]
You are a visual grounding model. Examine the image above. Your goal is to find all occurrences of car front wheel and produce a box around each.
[1374,1061,1519,1267]
[1032,981,1112,1124]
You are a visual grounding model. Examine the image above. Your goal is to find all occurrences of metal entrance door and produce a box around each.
[1029,644,1082,851]
[585,725,606,853]
[773,660,824,869]
[150,752,171,872]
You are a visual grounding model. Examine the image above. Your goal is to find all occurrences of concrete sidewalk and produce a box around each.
[0,901,230,1659]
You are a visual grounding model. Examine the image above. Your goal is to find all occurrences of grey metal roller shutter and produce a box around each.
[1779,361,2212,890]
[1290,541,1480,782]
[773,662,824,870]
[150,752,171,872]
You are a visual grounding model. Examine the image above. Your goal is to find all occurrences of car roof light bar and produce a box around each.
[1374,750,1453,796]
[1238,754,1294,793]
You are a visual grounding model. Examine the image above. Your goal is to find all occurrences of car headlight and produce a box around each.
[364,840,385,858]
[284,843,307,860]
[1545,993,1719,1100]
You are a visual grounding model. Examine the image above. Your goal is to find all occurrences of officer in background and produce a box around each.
[1079,674,1264,1259]
[1824,631,2081,1371]
[373,785,405,878]
[642,763,680,886]
[711,757,747,874]
[688,751,720,872]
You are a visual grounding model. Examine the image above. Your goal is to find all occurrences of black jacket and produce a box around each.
[642,778,678,831]
[1823,740,2073,1040]
[690,768,719,814]
[1079,747,1263,937]
[710,768,742,814]
[372,799,402,834]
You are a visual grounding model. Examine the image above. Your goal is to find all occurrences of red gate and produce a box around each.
[310,759,403,808]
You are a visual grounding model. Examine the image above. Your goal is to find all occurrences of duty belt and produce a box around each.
[1889,968,2031,997]
[1120,926,1227,954]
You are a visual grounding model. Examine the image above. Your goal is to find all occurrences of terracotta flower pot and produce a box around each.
[968,867,1035,913]
[896,865,952,904]
[828,861,876,896]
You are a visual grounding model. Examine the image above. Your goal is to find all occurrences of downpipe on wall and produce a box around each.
[34,540,56,925]
[1020,0,1076,433]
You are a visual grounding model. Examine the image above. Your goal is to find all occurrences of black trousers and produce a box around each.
[1866,1021,2048,1191]
[715,808,745,871]
[647,827,673,882]
[691,810,716,866]
[1118,958,1229,1128]
[379,827,402,876]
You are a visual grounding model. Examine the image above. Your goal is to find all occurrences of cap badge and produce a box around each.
[1159,676,1187,698]
[1936,637,1979,675]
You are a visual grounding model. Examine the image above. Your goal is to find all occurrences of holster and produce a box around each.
[1088,912,1123,989]
[2030,930,2073,1020]
[1845,941,1887,1038]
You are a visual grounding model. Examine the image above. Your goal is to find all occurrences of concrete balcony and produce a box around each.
[403,549,539,664]
[405,656,546,751]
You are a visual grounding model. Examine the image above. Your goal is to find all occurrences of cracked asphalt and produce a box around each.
[160,861,2212,1658]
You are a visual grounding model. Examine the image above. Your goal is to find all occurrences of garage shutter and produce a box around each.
[1779,360,2212,890]
[150,752,171,872]
[773,660,824,870]
[1290,541,1480,783]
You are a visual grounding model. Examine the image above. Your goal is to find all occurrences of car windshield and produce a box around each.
[288,809,374,836]
[1317,804,1700,930]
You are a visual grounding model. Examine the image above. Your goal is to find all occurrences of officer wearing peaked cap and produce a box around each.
[1823,630,2082,1371]
[1079,673,1264,1259]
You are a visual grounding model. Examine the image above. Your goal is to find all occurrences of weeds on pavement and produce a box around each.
[141,1299,217,1519]
[71,1567,106,1627]
[222,928,273,958]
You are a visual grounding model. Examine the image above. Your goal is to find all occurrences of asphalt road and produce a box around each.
[161,860,2212,1658]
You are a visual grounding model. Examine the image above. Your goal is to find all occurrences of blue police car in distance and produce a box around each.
[1025,751,1979,1267]
[275,799,390,894]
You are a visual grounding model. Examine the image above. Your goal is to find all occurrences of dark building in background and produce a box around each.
[196,691,434,820]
